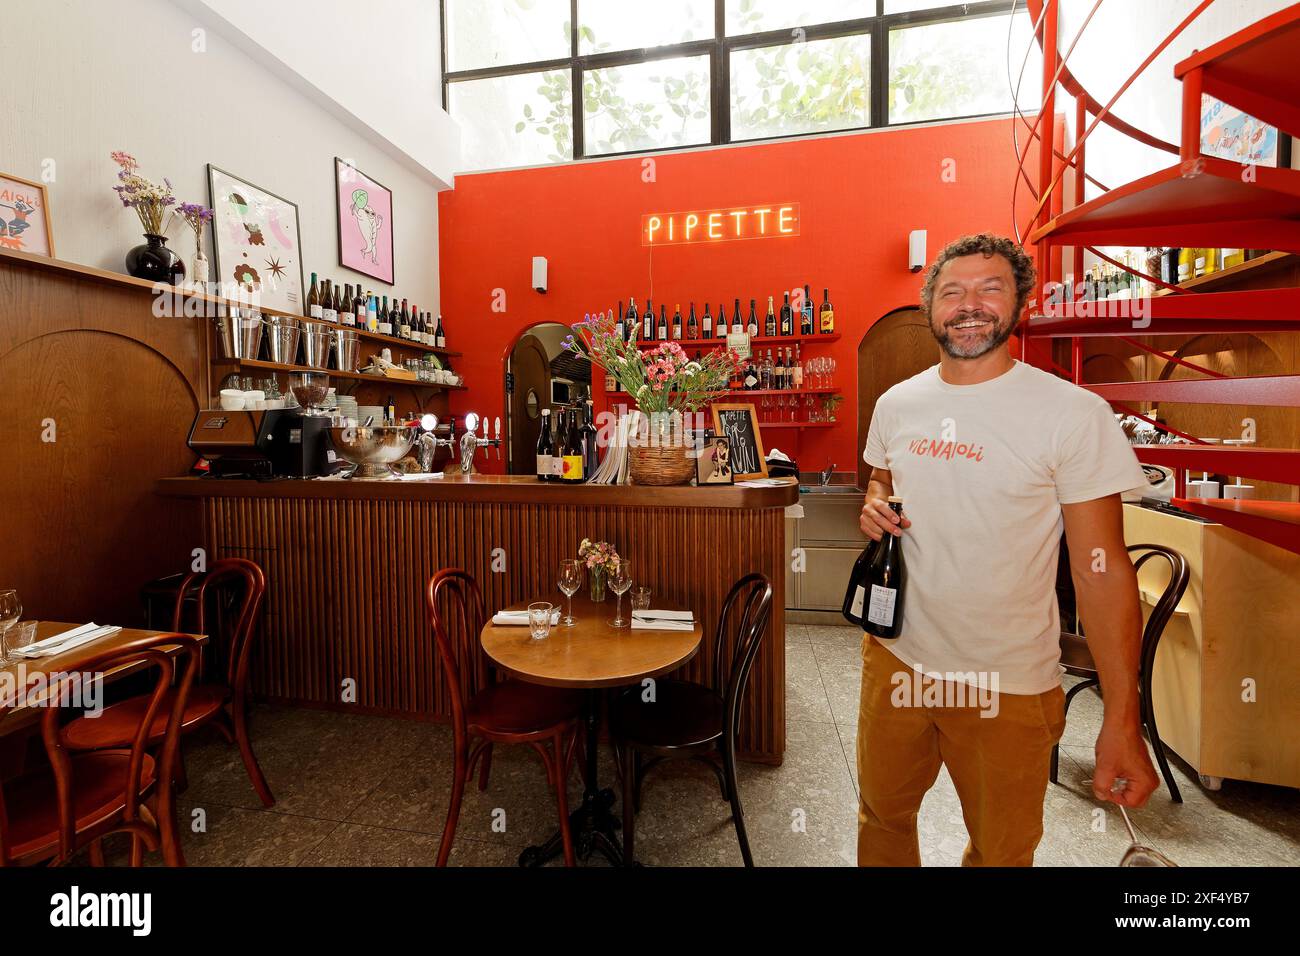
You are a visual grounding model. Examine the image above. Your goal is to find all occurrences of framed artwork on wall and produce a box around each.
[0,171,54,257]
[335,158,394,285]
[207,164,305,313]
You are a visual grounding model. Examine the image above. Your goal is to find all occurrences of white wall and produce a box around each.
[185,0,461,187]
[0,0,456,312]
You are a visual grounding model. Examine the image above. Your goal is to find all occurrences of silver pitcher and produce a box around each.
[265,315,302,365]
[301,323,332,369]
[332,328,359,372]
[213,308,263,360]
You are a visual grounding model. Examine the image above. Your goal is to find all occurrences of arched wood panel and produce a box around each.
[0,254,206,624]
[856,307,938,487]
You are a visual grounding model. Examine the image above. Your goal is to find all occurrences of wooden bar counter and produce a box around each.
[156,475,798,763]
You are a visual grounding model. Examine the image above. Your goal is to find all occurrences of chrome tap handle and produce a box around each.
[494,417,502,459]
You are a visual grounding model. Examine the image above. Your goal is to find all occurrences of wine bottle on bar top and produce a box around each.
[642,299,654,342]
[687,303,697,339]
[765,296,777,337]
[747,299,758,337]
[780,290,793,336]
[717,302,728,338]
[658,305,668,342]
[800,284,814,335]
[702,302,713,338]
[672,304,683,341]
[536,409,555,482]
[307,273,322,320]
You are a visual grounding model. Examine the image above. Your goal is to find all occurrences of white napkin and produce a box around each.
[492,610,561,627]
[15,623,121,659]
[631,610,696,631]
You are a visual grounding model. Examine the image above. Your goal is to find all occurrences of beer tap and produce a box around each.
[417,414,455,473]
[458,412,503,473]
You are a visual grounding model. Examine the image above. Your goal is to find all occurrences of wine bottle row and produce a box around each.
[305,272,446,348]
[535,399,599,484]
[597,285,835,345]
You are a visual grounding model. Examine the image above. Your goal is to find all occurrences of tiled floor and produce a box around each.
[107,624,1300,867]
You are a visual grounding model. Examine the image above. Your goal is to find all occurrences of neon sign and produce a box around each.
[642,203,800,246]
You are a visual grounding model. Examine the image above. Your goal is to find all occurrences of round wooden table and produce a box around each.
[481,594,702,866]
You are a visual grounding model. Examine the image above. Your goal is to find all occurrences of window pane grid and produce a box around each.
[442,1,1028,169]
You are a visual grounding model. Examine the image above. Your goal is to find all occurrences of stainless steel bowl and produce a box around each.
[328,425,417,479]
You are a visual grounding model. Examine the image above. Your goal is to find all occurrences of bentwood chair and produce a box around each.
[0,633,200,866]
[427,569,584,866]
[1051,543,1190,802]
[610,572,773,866]
[59,559,275,807]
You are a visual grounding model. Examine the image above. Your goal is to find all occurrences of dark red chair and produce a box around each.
[610,573,773,866]
[59,559,274,807]
[0,632,200,866]
[1051,543,1191,802]
[427,569,583,867]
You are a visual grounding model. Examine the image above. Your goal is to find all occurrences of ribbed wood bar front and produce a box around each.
[156,476,798,763]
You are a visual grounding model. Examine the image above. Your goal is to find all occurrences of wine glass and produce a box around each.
[609,559,633,628]
[558,559,583,627]
[0,590,21,664]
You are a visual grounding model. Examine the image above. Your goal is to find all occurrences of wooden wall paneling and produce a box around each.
[202,494,787,763]
[0,257,206,624]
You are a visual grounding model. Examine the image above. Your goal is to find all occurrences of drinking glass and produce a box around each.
[633,586,652,611]
[7,621,36,656]
[609,560,633,628]
[527,602,554,641]
[0,590,20,665]
[558,559,583,627]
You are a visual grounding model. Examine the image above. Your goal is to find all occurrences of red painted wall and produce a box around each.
[438,116,1040,473]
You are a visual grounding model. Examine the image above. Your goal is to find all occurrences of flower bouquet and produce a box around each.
[111,151,184,282]
[564,312,740,484]
[578,538,620,602]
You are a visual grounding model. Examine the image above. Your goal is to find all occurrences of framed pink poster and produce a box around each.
[335,158,394,285]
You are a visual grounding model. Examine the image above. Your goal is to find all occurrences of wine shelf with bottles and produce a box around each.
[212,356,465,391]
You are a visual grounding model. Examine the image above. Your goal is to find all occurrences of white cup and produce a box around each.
[220,394,246,411]
[1223,483,1255,500]
[1186,479,1219,498]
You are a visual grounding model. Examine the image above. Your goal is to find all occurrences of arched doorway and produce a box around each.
[503,322,592,474]
[856,307,938,487]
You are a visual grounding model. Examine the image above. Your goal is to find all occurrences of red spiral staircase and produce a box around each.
[1019,0,1300,555]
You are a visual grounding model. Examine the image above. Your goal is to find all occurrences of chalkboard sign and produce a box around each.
[711,404,767,480]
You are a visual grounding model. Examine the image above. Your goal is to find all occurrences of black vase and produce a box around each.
[125,233,186,284]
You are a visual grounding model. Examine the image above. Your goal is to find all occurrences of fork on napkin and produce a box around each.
[491,609,561,627]
[13,623,122,659]
[631,609,696,631]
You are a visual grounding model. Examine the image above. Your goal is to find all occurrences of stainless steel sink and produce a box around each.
[798,484,863,496]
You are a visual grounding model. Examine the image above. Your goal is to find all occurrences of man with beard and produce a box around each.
[856,234,1155,866]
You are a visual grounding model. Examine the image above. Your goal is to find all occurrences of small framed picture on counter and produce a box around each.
[0,171,54,257]
[696,434,734,485]
[711,403,767,481]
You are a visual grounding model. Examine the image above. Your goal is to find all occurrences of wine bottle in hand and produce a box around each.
[842,497,906,637]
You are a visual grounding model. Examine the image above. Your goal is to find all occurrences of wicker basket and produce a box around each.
[629,443,695,485]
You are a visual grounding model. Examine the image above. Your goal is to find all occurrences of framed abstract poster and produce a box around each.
[335,158,394,285]
[207,164,305,313]
[0,172,55,257]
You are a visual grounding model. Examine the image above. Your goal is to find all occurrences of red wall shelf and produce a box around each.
[1172,498,1300,556]
[1133,445,1300,485]
[1086,374,1300,407]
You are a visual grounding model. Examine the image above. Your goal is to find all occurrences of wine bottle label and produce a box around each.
[550,456,564,477]
[821,310,834,332]
[323,308,337,323]
[341,312,356,326]
[867,585,897,627]
[850,585,865,619]
[309,305,324,319]
[536,454,552,478]
[563,455,583,480]
[378,322,393,335]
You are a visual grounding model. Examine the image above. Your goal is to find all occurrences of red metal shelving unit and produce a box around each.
[1020,0,1300,552]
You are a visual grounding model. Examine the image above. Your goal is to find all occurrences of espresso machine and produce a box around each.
[187,409,334,478]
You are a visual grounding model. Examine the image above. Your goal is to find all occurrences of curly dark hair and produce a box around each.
[920,234,1037,319]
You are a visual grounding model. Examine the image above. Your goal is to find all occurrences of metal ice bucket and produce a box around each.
[264,316,302,365]
[301,323,332,370]
[213,309,263,360]
[328,425,417,479]
[332,328,359,372]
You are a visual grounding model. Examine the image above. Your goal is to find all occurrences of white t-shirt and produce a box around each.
[861,361,1146,694]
